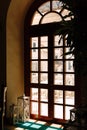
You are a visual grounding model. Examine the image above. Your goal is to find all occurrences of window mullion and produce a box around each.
[48,35,54,85]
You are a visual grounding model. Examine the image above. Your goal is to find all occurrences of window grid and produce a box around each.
[25,0,75,123]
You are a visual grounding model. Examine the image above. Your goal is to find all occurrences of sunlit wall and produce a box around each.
[6,0,34,117]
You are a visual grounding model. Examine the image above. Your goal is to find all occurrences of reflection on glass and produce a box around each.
[40,73,48,84]
[54,61,63,72]
[52,0,63,12]
[54,105,63,119]
[65,106,73,120]
[54,35,63,46]
[38,1,50,15]
[31,73,38,83]
[54,90,63,103]
[31,88,38,101]
[54,74,63,85]
[65,61,74,72]
[31,102,38,114]
[65,74,74,86]
[40,103,48,116]
[32,11,42,25]
[40,61,48,71]
[40,36,48,47]
[65,91,75,105]
[65,48,74,59]
[40,49,48,59]
[31,37,38,48]
[31,49,38,59]
[41,13,62,24]
[54,48,63,59]
[40,89,48,102]
[31,61,38,71]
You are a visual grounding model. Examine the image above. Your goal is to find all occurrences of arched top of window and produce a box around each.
[31,0,74,25]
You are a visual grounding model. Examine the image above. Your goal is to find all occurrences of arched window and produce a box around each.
[24,0,76,123]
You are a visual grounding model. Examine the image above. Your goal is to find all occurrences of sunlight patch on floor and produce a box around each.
[14,119,63,130]
[27,118,37,122]
[15,127,24,130]
[22,122,31,126]
[46,128,58,130]
[30,124,42,129]
[50,123,63,128]
[36,120,47,125]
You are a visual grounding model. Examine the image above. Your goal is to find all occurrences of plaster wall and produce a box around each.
[6,0,34,117]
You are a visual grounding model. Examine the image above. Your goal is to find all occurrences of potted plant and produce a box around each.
[56,0,87,75]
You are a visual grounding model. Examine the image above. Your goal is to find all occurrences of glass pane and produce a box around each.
[32,11,42,25]
[31,88,38,101]
[40,103,48,116]
[54,35,63,46]
[31,49,38,59]
[31,102,38,114]
[40,61,48,71]
[31,73,38,83]
[65,91,75,105]
[54,48,63,59]
[41,12,62,24]
[62,9,74,21]
[38,1,50,15]
[65,48,74,59]
[40,89,48,102]
[54,90,63,104]
[52,0,63,12]
[54,61,63,72]
[61,9,72,21]
[65,106,73,120]
[62,9,70,17]
[40,36,48,47]
[65,61,74,72]
[31,61,38,71]
[65,74,74,86]
[54,74,63,85]
[40,73,48,84]
[31,37,38,48]
[40,49,48,59]
[54,105,63,119]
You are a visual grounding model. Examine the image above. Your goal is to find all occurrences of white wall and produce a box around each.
[6,0,34,117]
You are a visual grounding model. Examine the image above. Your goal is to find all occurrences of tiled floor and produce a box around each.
[4,119,63,130]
